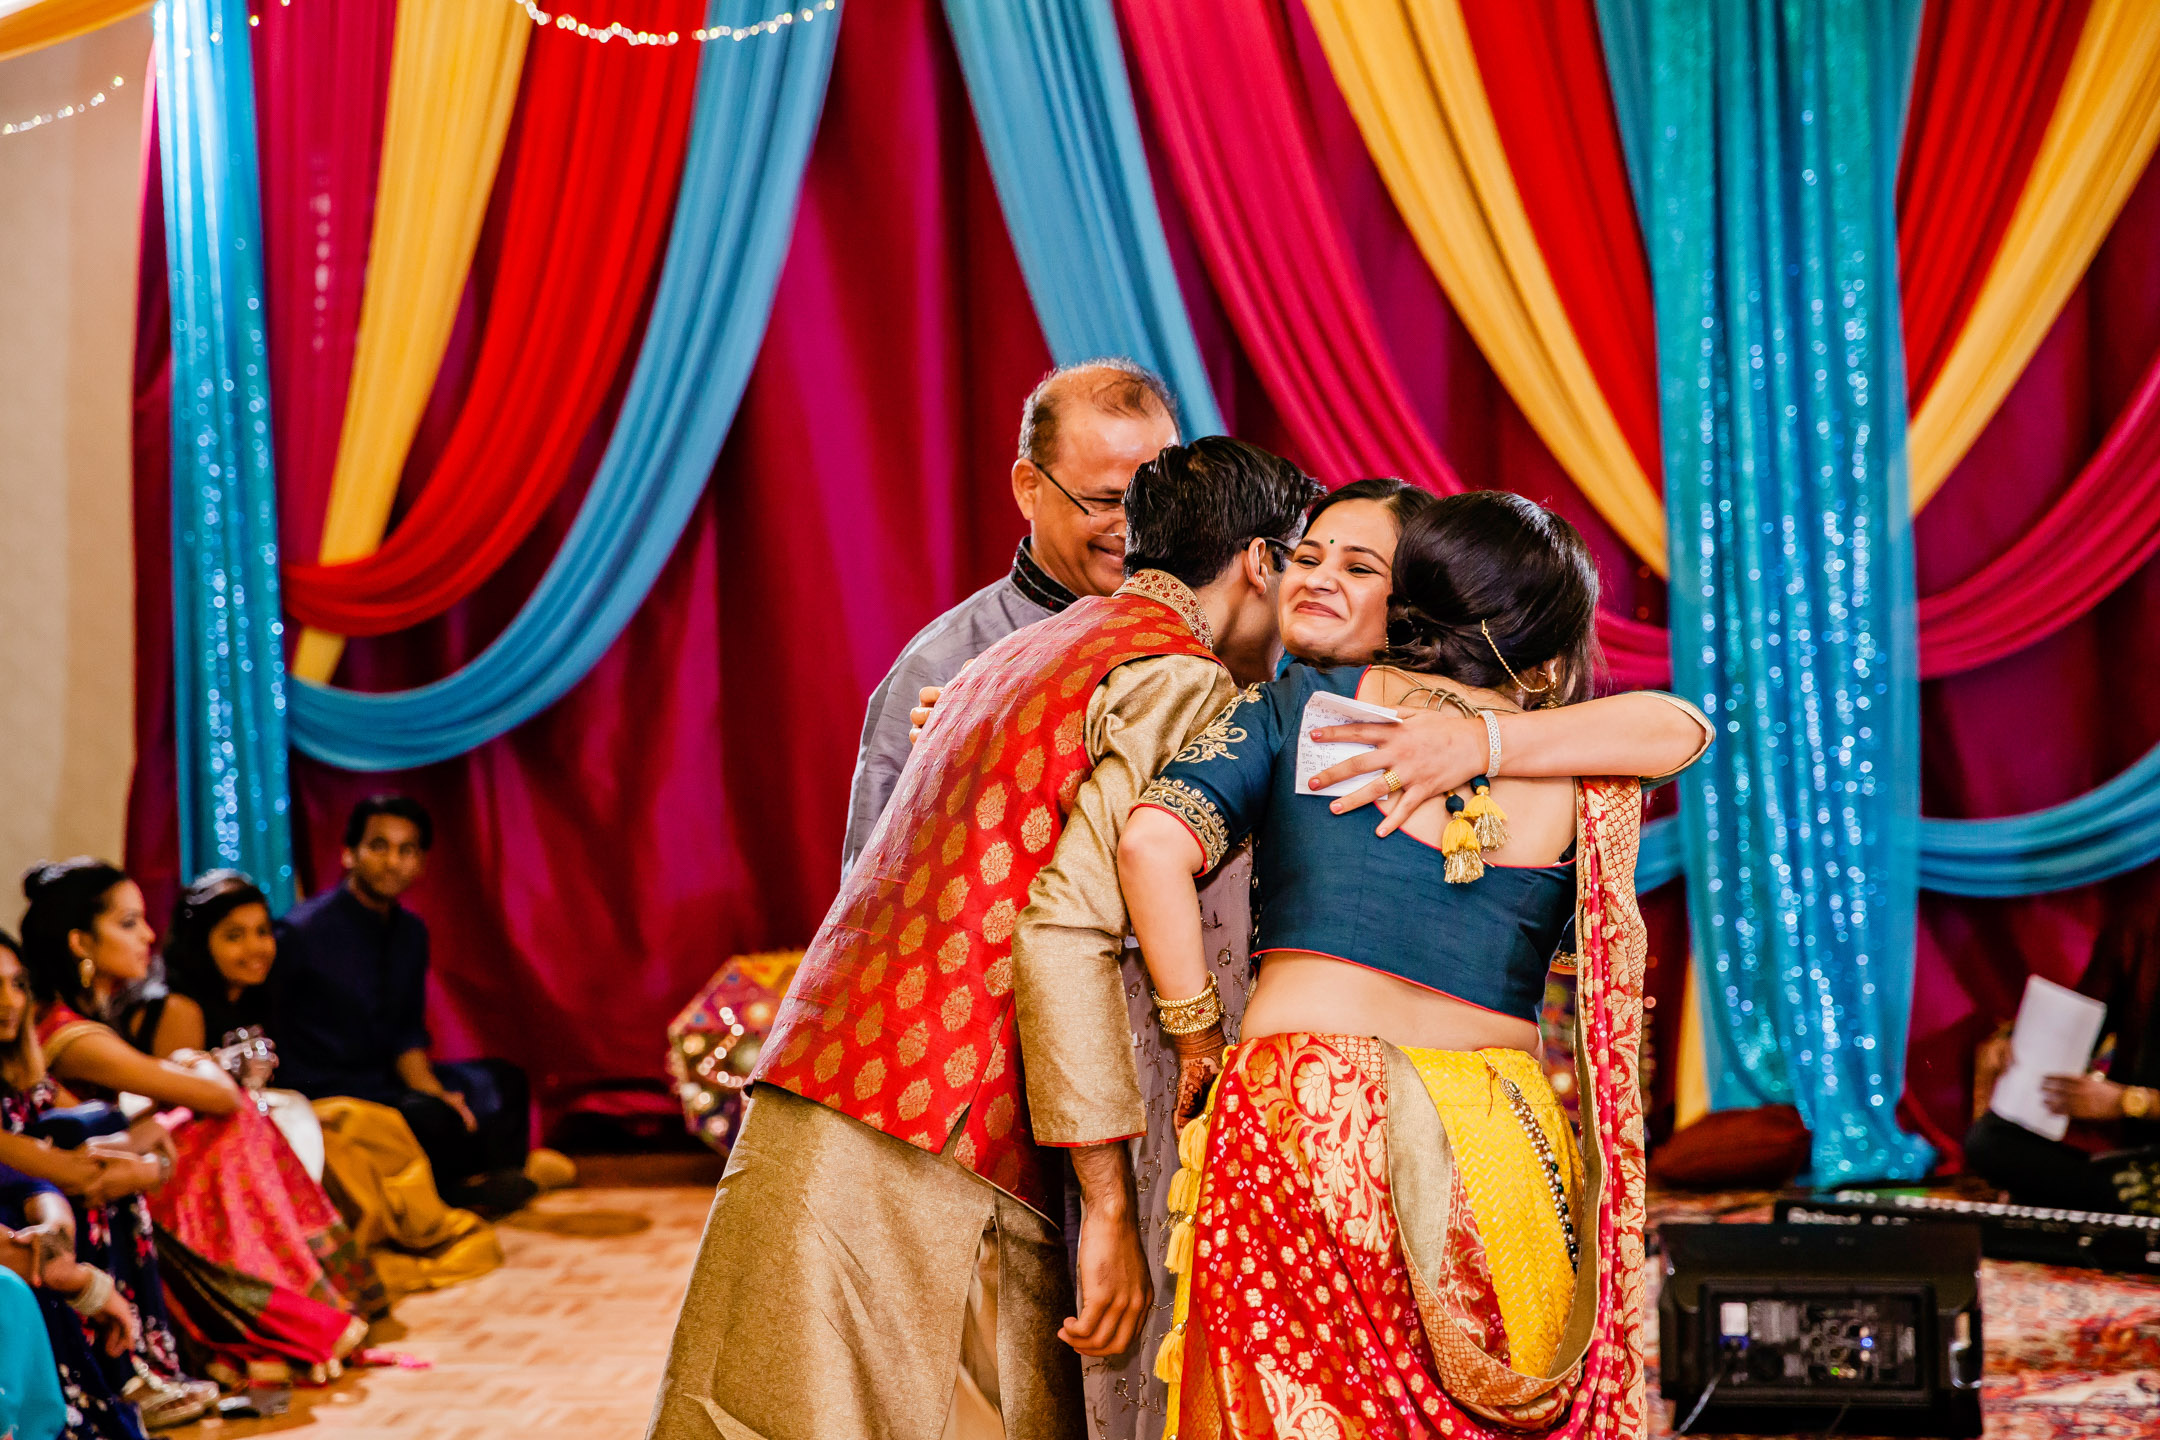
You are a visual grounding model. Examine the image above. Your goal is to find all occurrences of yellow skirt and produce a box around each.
[1399,1046,1581,1377]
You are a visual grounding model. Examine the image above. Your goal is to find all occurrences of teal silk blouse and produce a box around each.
[1136,665,1572,1023]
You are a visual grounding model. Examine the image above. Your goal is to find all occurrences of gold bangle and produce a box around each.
[1152,976,1223,1036]
[2123,1085,2156,1121]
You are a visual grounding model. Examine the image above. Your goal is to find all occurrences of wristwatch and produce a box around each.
[2122,1085,2157,1121]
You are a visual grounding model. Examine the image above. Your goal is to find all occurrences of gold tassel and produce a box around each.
[1166,1217,1195,1274]
[1442,791,1486,884]
[1464,782,1509,849]
[1444,842,1486,884]
[1154,1325,1185,1383]
[1168,1165,1199,1215]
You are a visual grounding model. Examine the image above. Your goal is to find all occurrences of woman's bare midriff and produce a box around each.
[1239,952,1540,1056]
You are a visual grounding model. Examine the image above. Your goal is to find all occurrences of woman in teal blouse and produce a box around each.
[1121,491,1706,1439]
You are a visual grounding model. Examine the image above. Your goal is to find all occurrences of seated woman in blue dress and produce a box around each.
[1119,492,1708,1439]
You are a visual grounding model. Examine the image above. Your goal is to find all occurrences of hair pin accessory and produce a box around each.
[1481,619,1555,695]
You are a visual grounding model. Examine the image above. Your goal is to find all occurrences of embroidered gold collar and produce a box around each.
[1115,570,1214,649]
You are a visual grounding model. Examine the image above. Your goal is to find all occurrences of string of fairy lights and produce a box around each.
[0,0,832,142]
[510,0,837,46]
[1,73,125,138]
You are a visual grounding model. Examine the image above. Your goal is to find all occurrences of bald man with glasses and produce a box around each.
[841,359,1180,878]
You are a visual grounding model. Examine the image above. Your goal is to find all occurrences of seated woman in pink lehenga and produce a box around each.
[20,859,380,1385]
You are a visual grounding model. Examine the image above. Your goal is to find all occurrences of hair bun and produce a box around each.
[22,861,65,902]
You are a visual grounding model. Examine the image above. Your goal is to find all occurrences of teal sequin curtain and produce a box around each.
[1609,0,1930,1181]
[154,0,296,905]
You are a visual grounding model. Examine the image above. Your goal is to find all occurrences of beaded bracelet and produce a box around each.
[1152,975,1224,1036]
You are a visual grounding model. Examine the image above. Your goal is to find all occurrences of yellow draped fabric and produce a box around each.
[290,0,529,682]
[1301,0,1668,574]
[1403,1046,1580,1378]
[314,1098,504,1298]
[1908,0,2160,509]
[0,0,148,64]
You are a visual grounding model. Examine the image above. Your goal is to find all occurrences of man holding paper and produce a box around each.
[1966,903,2160,1216]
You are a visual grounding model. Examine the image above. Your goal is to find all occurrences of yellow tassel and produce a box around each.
[1442,813,1478,854]
[1168,1166,1199,1215]
[1177,1113,1211,1171]
[1445,844,1486,884]
[1166,1217,1195,1274]
[1154,1325,1185,1383]
[1464,784,1509,849]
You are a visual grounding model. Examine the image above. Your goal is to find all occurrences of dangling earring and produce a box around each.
[1536,661,1565,709]
[78,955,96,990]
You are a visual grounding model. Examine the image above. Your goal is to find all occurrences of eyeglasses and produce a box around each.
[1033,461,1125,520]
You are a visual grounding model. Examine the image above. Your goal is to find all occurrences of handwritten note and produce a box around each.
[1293,690,1403,797]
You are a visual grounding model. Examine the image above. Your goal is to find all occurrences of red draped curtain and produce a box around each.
[1907,158,2160,1155]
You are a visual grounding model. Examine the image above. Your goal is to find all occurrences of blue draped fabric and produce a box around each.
[287,2,842,770]
[1643,734,2160,899]
[1636,812,1683,892]
[1605,0,1929,1182]
[155,0,296,904]
[941,0,1223,435]
[1919,739,2160,896]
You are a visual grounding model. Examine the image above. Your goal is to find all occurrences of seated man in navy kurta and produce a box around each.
[273,795,563,1214]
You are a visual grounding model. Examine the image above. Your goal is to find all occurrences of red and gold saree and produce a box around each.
[1161,778,1650,1439]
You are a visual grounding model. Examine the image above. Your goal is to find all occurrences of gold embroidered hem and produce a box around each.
[646,1085,1083,1440]
[1136,778,1230,871]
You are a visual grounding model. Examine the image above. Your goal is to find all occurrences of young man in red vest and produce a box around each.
[648,438,1318,1440]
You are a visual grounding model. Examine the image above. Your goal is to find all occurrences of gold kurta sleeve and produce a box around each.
[1014,652,1237,1147]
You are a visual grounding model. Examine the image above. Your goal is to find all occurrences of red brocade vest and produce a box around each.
[755,581,1218,1215]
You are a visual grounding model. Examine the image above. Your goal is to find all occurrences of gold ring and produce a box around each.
[1382,768,1404,794]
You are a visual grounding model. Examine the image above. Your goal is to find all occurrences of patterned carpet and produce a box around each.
[1644,1191,2160,1439]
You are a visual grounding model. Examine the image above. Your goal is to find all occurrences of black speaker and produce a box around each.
[1657,1221,1983,1437]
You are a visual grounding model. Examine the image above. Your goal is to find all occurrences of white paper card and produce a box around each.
[1293,690,1403,797]
[1989,973,2108,1142]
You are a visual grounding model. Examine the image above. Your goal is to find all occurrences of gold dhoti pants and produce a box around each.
[646,1083,1084,1440]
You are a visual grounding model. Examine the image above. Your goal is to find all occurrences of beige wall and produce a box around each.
[0,17,151,906]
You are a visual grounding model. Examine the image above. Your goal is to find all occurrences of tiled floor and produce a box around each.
[180,1186,713,1440]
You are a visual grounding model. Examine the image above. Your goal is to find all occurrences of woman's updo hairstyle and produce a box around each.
[167,870,270,1007]
[18,857,131,1009]
[1378,491,1602,705]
